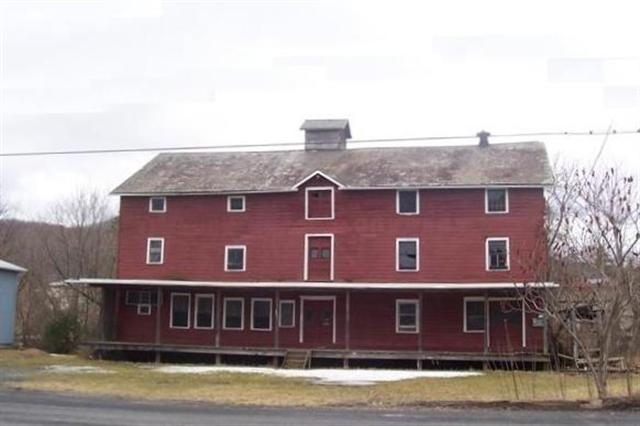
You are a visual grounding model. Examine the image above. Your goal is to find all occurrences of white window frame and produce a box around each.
[278,300,296,328]
[396,190,420,215]
[146,237,164,265]
[463,297,486,333]
[250,298,273,331]
[137,304,151,316]
[485,237,510,271]
[396,238,420,272]
[224,245,246,272]
[303,233,335,281]
[169,292,191,329]
[148,196,166,213]
[304,186,335,220]
[223,297,245,330]
[395,299,420,334]
[194,294,215,330]
[485,188,509,214]
[227,195,246,212]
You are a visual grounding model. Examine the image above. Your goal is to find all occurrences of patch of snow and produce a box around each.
[44,365,112,374]
[153,365,481,385]
[49,353,74,358]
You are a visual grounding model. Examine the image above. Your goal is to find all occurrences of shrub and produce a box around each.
[42,312,82,354]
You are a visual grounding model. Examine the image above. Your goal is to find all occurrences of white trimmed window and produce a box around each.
[227,195,246,212]
[195,294,215,329]
[396,299,419,333]
[149,196,166,213]
[251,298,272,331]
[125,290,158,306]
[278,300,295,328]
[170,293,190,329]
[464,298,485,333]
[146,238,164,265]
[485,189,509,213]
[396,238,419,271]
[223,298,244,330]
[225,245,246,271]
[305,187,335,220]
[486,237,510,271]
[396,190,419,215]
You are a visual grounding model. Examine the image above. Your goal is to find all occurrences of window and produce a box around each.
[146,238,164,264]
[464,298,485,332]
[279,300,295,328]
[227,195,246,212]
[251,298,272,331]
[225,245,246,271]
[137,304,151,315]
[125,290,158,306]
[305,187,334,220]
[170,293,190,329]
[486,238,509,271]
[396,190,419,214]
[195,294,214,329]
[396,238,419,271]
[223,298,244,330]
[485,189,508,213]
[149,197,166,213]
[396,300,419,333]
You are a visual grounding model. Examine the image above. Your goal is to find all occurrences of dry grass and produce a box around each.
[1,348,639,407]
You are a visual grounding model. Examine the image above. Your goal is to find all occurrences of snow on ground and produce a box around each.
[44,365,112,374]
[153,365,482,386]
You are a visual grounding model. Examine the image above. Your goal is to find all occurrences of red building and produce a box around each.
[75,119,554,367]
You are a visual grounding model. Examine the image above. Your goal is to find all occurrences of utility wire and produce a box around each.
[0,129,638,158]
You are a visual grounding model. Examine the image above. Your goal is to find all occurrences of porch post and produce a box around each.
[483,291,489,355]
[215,289,221,348]
[344,290,351,369]
[113,287,121,341]
[417,291,423,370]
[273,289,280,368]
[154,287,163,363]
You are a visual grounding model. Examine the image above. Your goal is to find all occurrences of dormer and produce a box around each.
[300,119,351,151]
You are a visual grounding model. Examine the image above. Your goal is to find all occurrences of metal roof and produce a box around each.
[0,259,26,273]
[112,142,552,195]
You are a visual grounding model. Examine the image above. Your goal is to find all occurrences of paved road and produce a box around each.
[1,389,639,425]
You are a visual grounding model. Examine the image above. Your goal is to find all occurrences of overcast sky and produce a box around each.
[1,0,639,218]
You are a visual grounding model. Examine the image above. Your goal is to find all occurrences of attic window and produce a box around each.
[227,195,246,212]
[396,190,419,215]
[485,189,508,213]
[305,187,334,220]
[149,197,166,213]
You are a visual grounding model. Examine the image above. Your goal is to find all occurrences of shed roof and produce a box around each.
[112,141,552,195]
[0,259,26,273]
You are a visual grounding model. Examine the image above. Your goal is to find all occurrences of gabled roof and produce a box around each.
[112,142,552,196]
[0,259,26,273]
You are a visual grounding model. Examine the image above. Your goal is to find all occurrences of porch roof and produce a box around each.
[66,278,557,290]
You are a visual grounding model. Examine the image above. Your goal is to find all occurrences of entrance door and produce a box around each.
[301,299,335,347]
[306,236,332,281]
[489,300,523,353]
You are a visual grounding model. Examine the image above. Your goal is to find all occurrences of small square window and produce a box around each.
[485,189,508,213]
[396,239,419,271]
[147,238,164,264]
[225,246,246,271]
[279,300,295,328]
[397,190,419,214]
[487,238,509,271]
[227,196,246,212]
[464,299,485,332]
[396,300,419,333]
[149,197,166,213]
[137,304,152,316]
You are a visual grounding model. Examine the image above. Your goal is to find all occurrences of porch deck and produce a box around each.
[84,340,550,366]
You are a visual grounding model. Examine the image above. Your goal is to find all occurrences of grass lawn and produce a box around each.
[1,348,639,407]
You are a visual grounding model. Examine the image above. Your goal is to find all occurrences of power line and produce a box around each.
[0,129,638,158]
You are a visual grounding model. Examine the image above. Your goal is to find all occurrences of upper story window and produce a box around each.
[396,190,419,215]
[149,196,166,213]
[485,189,509,214]
[396,299,419,333]
[146,238,164,265]
[225,245,246,271]
[227,195,246,212]
[305,187,335,220]
[396,238,419,272]
[486,237,509,271]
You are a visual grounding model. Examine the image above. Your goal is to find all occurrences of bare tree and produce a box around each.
[522,165,640,400]
[0,198,15,259]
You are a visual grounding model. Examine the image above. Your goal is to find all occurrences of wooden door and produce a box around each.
[489,300,523,353]
[307,236,332,281]
[302,299,334,347]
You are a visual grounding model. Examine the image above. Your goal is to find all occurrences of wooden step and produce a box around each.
[282,350,311,369]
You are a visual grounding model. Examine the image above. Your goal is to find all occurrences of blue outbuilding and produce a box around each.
[0,259,26,346]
